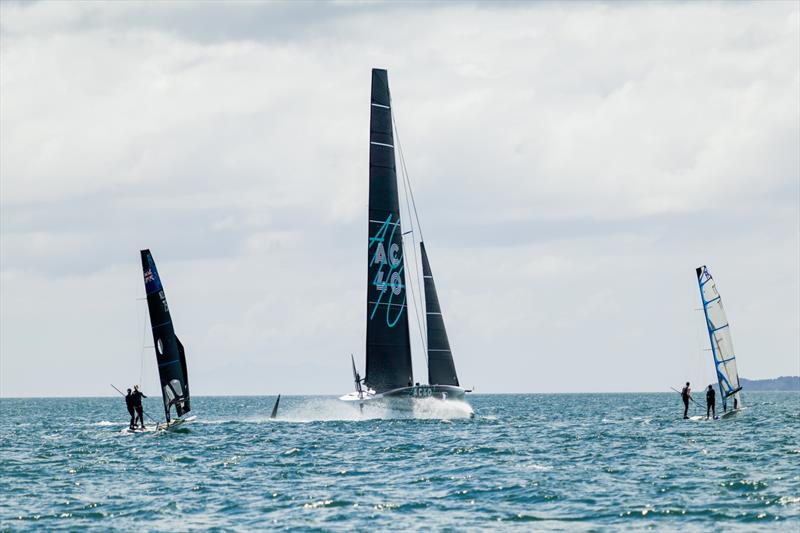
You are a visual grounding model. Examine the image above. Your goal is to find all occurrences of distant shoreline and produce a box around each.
[739,375,800,392]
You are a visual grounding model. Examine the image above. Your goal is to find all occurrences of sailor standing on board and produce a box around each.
[125,388,136,430]
[706,385,716,419]
[131,385,147,430]
[681,382,692,419]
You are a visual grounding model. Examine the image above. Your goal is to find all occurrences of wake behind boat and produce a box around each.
[340,69,472,416]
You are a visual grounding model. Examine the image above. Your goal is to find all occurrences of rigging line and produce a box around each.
[402,233,428,359]
[138,287,148,387]
[399,169,427,359]
[393,106,428,348]
[140,307,147,386]
[393,105,428,359]
[134,281,143,387]
[392,107,424,243]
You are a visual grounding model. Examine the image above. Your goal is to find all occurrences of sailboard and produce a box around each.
[141,249,192,428]
[157,415,197,432]
[696,266,742,413]
[120,426,157,434]
[339,69,471,414]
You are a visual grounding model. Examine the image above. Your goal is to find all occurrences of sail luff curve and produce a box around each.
[421,242,459,386]
[364,68,413,393]
[141,249,191,421]
[696,265,741,411]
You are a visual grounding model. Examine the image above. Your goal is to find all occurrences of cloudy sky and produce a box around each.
[1,1,798,397]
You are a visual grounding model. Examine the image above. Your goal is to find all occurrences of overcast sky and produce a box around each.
[1,1,798,397]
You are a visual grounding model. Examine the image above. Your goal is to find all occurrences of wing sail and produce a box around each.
[364,68,413,393]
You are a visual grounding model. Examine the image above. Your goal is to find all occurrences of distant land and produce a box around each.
[740,376,800,391]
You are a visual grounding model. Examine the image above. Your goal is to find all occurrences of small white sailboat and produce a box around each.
[340,69,472,415]
[696,266,743,415]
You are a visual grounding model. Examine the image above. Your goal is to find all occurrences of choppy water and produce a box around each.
[1,393,798,531]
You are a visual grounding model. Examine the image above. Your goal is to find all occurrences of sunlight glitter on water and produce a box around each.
[1,393,798,531]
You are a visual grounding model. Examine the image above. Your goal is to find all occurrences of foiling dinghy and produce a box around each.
[696,265,743,417]
[141,249,195,430]
[339,69,472,416]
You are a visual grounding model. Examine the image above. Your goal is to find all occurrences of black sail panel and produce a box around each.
[365,68,413,393]
[175,336,190,417]
[140,249,190,420]
[421,242,459,386]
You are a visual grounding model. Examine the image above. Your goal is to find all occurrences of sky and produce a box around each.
[1,1,798,397]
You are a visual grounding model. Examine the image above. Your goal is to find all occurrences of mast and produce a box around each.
[696,266,742,411]
[364,68,414,393]
[421,242,459,386]
[141,249,191,422]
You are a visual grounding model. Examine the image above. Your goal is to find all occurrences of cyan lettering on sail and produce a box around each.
[369,214,406,327]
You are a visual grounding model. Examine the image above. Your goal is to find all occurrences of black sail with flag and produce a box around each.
[365,68,414,393]
[421,242,459,386]
[141,249,190,421]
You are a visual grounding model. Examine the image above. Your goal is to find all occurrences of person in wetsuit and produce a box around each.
[706,385,716,419]
[681,382,692,419]
[125,388,135,429]
[131,385,147,429]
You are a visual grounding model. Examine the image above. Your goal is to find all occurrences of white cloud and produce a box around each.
[1,1,797,397]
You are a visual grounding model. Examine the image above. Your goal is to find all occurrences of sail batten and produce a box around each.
[364,68,413,393]
[141,249,190,421]
[696,265,741,411]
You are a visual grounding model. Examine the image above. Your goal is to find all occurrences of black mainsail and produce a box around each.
[365,68,414,393]
[141,249,190,422]
[421,242,459,387]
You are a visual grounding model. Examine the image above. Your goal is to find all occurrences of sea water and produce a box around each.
[1,393,798,531]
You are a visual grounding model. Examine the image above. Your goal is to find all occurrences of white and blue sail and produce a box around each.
[696,266,742,411]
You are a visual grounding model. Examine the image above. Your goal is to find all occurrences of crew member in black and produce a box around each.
[131,385,147,429]
[706,385,716,419]
[681,382,692,419]
[125,388,136,429]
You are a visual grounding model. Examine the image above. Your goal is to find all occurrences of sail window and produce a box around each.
[170,379,184,397]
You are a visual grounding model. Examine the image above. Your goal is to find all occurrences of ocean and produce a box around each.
[1,393,798,531]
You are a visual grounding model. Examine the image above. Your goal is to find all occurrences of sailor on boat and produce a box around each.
[681,382,692,419]
[125,388,135,430]
[131,385,147,430]
[705,385,716,419]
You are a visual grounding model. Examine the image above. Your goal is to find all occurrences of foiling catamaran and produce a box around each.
[339,69,471,413]
[141,249,193,429]
[696,265,742,415]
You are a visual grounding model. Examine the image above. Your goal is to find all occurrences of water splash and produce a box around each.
[269,397,474,422]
